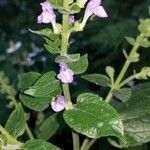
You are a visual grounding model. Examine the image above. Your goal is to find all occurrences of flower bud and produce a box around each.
[135,67,150,80]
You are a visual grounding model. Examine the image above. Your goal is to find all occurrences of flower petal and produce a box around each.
[37,0,56,24]
[57,63,74,84]
[37,11,55,23]
[51,96,66,112]
[93,6,108,18]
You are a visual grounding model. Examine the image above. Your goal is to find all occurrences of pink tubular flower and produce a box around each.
[57,62,74,84]
[51,96,66,112]
[37,1,56,24]
[80,0,108,29]
[37,1,58,33]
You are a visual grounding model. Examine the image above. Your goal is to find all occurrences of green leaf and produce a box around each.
[55,54,80,63]
[111,83,150,147]
[112,88,132,102]
[69,3,81,14]
[68,54,88,74]
[44,44,59,54]
[21,139,60,150]
[64,93,125,141]
[18,72,41,92]
[5,104,26,138]
[24,80,61,98]
[33,72,56,87]
[24,71,62,98]
[82,74,110,87]
[44,38,61,54]
[29,28,53,39]
[37,114,59,140]
[20,94,51,111]
[125,37,135,46]
[48,0,63,9]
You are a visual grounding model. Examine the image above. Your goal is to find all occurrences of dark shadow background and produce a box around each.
[0,0,150,149]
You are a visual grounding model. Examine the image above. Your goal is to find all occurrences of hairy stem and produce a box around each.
[118,74,135,88]
[72,132,80,150]
[105,89,113,103]
[114,44,139,86]
[61,0,73,109]
[62,84,73,109]
[61,0,79,150]
[61,0,69,56]
[106,33,144,103]
[87,139,97,150]
[80,138,89,150]
[80,138,97,150]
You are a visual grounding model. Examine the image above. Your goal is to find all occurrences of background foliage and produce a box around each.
[0,0,149,149]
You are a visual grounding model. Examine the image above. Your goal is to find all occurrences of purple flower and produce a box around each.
[80,0,108,29]
[51,96,66,112]
[69,15,75,24]
[37,1,58,33]
[37,1,56,24]
[57,62,74,84]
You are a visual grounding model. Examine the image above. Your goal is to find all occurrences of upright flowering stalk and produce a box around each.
[37,0,58,33]
[57,62,74,84]
[80,0,108,29]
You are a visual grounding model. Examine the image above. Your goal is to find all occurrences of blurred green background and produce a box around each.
[0,0,150,149]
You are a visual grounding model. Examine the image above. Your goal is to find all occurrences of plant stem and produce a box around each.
[25,124,34,139]
[61,0,70,56]
[80,138,89,150]
[87,139,96,150]
[114,44,139,86]
[80,138,97,150]
[118,74,135,88]
[61,1,79,150]
[105,33,144,103]
[72,132,80,150]
[61,0,73,109]
[105,89,113,103]
[62,84,73,109]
